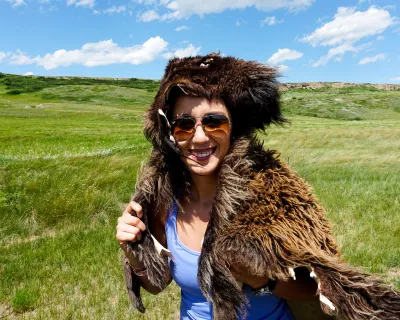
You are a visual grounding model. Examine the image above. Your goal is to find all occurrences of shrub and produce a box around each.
[12,287,40,313]
[7,89,22,95]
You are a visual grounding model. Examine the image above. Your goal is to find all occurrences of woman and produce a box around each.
[117,93,316,319]
[116,54,399,320]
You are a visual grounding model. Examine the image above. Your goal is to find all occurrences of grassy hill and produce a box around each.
[0,73,399,319]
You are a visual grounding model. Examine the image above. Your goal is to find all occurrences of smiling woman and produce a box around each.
[116,53,400,320]
[171,96,232,176]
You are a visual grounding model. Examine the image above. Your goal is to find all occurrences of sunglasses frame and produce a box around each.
[170,113,231,141]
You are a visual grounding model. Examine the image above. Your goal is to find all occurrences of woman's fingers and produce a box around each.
[116,230,141,242]
[116,201,145,248]
[124,201,143,218]
[116,223,142,242]
[119,213,146,231]
[116,222,141,234]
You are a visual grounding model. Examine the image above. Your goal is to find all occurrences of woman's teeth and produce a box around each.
[192,149,214,158]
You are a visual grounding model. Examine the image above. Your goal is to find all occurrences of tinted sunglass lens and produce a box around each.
[202,115,230,133]
[174,131,192,141]
[173,117,196,141]
[173,118,195,131]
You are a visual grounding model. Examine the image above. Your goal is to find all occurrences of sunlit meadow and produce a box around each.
[0,74,399,319]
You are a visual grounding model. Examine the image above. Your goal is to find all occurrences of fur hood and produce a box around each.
[143,53,286,151]
[123,54,400,319]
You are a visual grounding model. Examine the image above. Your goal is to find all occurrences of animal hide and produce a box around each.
[123,54,400,319]
[124,136,400,320]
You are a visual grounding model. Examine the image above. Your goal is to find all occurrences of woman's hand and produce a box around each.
[230,264,269,289]
[117,201,172,295]
[116,201,147,253]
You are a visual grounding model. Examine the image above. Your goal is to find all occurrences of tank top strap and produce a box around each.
[165,200,178,247]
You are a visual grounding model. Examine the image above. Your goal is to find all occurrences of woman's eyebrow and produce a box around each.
[176,113,191,117]
[174,112,226,118]
[204,112,226,116]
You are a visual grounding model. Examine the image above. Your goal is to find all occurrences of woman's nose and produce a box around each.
[192,125,209,143]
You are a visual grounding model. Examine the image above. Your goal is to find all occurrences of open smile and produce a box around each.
[189,147,217,161]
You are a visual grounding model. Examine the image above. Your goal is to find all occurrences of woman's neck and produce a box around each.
[188,172,218,205]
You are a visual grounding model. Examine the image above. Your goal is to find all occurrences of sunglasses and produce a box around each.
[171,114,231,142]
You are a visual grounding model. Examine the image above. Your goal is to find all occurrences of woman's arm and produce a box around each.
[117,201,172,295]
[271,267,317,301]
[123,245,172,295]
[231,265,317,301]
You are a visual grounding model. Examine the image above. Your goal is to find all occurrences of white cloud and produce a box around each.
[0,51,7,62]
[377,35,384,40]
[9,49,35,65]
[277,64,289,72]
[134,0,156,4]
[300,6,397,67]
[104,5,126,14]
[267,48,303,65]
[383,5,396,11]
[359,53,385,64]
[66,0,95,8]
[39,0,51,3]
[8,37,169,70]
[175,25,189,31]
[162,44,201,59]
[139,0,314,22]
[174,44,201,58]
[312,42,372,67]
[390,77,400,81]
[236,19,247,27]
[261,16,283,26]
[39,4,58,12]
[23,72,34,76]
[301,6,397,47]
[138,10,160,22]
[6,0,25,7]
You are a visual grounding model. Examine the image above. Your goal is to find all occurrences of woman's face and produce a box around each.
[172,95,231,177]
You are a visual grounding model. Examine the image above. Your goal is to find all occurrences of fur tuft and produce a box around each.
[313,264,400,320]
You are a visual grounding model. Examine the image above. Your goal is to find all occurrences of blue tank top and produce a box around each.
[165,201,295,320]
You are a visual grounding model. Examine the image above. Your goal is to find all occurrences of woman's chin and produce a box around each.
[186,158,220,176]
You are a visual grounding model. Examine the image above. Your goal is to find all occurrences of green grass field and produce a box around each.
[0,74,399,319]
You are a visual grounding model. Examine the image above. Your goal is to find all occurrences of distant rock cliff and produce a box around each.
[14,73,400,91]
[278,82,400,91]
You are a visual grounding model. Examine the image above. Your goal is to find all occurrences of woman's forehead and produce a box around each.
[172,95,229,117]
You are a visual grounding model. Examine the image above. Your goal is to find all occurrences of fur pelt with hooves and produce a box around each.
[123,54,400,320]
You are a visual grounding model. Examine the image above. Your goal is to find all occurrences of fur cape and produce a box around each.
[123,54,400,319]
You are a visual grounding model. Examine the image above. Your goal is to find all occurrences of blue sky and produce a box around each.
[1,0,399,83]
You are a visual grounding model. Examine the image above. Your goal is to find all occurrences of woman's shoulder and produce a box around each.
[146,200,175,248]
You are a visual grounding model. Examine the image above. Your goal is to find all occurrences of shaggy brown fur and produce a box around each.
[200,137,399,319]
[123,54,400,319]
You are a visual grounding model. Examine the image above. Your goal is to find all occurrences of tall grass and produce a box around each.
[281,86,400,120]
[0,72,160,94]
[0,77,399,319]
